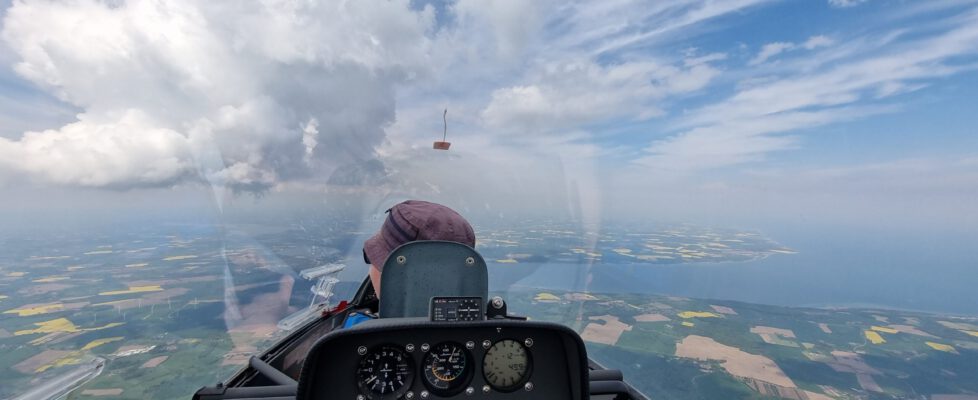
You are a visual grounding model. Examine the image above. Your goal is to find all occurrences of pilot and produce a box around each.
[362,200,476,298]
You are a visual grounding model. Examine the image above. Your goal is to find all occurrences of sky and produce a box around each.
[0,0,976,232]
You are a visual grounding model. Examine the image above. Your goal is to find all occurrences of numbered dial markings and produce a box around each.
[482,339,532,392]
[422,342,472,395]
[356,345,414,399]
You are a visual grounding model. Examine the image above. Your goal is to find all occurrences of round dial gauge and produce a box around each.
[356,345,414,399]
[482,339,532,392]
[422,342,472,396]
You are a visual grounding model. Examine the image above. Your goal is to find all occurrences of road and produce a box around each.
[10,357,105,400]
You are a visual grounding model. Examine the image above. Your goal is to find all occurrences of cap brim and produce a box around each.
[363,231,392,271]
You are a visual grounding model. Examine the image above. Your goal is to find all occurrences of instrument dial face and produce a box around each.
[356,345,414,399]
[422,342,472,395]
[482,339,531,392]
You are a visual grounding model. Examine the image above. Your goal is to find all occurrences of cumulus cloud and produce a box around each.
[0,0,773,197]
[481,58,721,134]
[1,0,863,203]
[0,0,435,191]
[452,0,551,61]
[386,0,770,145]
[0,109,192,187]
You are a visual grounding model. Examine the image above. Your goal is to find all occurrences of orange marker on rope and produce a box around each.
[433,108,451,150]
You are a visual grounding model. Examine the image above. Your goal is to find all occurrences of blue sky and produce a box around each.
[0,0,975,229]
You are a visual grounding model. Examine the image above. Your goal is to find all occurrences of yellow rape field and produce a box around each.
[32,276,69,283]
[865,330,886,344]
[871,326,899,334]
[534,293,560,301]
[926,342,956,353]
[36,355,84,372]
[961,330,978,337]
[16,318,81,335]
[678,311,720,319]
[681,322,694,327]
[81,336,124,350]
[4,303,64,316]
[495,259,518,263]
[99,285,164,295]
[16,318,124,337]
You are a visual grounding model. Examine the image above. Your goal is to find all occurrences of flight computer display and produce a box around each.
[430,297,483,322]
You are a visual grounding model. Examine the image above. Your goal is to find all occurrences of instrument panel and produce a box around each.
[297,320,587,400]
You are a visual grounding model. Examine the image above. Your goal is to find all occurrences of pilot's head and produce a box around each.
[363,200,475,294]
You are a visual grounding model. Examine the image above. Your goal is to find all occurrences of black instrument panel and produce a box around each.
[297,319,588,400]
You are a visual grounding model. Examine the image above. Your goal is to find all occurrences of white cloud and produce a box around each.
[412,0,751,136]
[828,0,868,8]
[0,0,435,191]
[0,109,193,187]
[452,0,550,61]
[637,105,893,171]
[803,35,834,49]
[580,0,773,57]
[480,59,721,133]
[0,0,822,200]
[749,35,834,65]
[641,9,978,171]
[377,0,753,203]
[750,42,794,65]
[685,52,728,66]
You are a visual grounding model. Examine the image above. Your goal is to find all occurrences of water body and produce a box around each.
[489,225,978,316]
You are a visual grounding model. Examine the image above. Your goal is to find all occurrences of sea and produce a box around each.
[483,224,978,316]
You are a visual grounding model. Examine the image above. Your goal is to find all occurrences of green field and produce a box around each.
[509,289,978,400]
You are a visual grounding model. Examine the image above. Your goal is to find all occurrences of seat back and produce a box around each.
[378,241,488,318]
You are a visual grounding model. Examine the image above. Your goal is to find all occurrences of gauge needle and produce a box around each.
[365,375,377,385]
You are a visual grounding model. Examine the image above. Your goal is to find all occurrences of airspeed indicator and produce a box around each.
[422,342,472,396]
